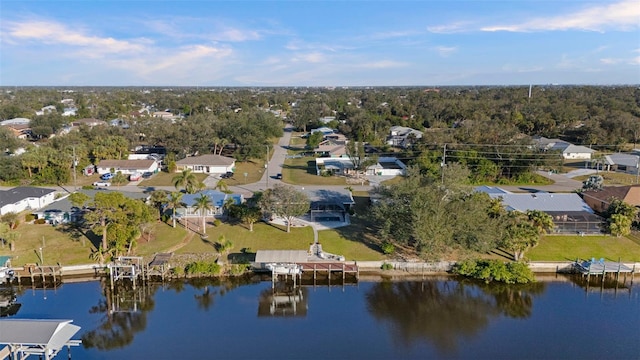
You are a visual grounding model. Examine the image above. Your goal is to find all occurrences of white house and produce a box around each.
[315,157,354,176]
[175,154,236,174]
[366,157,407,176]
[533,136,595,160]
[387,126,423,148]
[0,187,57,216]
[96,159,158,175]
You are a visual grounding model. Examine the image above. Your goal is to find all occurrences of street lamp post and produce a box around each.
[39,247,43,265]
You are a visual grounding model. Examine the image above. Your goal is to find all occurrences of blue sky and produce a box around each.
[1,0,638,86]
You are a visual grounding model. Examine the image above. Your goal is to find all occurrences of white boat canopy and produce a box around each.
[0,319,81,360]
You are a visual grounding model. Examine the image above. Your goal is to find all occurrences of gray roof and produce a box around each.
[474,186,512,195]
[0,187,56,207]
[605,153,639,167]
[304,188,355,205]
[562,144,595,154]
[255,250,308,264]
[488,193,593,213]
[0,319,80,350]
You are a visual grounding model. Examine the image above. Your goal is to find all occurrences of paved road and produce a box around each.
[1,127,585,196]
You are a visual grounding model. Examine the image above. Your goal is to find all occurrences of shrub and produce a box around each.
[381,242,395,255]
[25,214,35,222]
[453,259,535,284]
[185,260,221,276]
[213,219,222,227]
[381,263,394,270]
[34,219,47,225]
[82,185,94,190]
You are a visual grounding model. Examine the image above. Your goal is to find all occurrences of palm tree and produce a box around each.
[526,210,554,234]
[194,193,214,235]
[150,190,169,221]
[172,169,198,193]
[215,179,231,194]
[166,192,185,228]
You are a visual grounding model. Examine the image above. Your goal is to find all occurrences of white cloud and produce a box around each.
[427,22,474,34]
[360,60,407,69]
[600,58,620,65]
[432,46,457,57]
[3,20,148,55]
[481,0,640,32]
[292,52,325,63]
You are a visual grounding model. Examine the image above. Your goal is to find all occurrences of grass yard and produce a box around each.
[282,156,347,185]
[317,229,385,261]
[573,172,638,186]
[138,171,208,187]
[135,222,188,257]
[4,224,95,266]
[176,222,315,255]
[527,234,640,262]
[222,159,266,185]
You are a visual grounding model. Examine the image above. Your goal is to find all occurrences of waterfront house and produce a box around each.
[174,190,243,219]
[475,186,602,234]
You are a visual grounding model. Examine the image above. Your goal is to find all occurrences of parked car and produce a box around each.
[221,171,234,179]
[142,171,153,179]
[93,181,111,187]
[100,173,114,180]
[276,173,283,179]
[129,173,142,181]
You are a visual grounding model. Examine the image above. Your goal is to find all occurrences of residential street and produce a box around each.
[1,126,587,196]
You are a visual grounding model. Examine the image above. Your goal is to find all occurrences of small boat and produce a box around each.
[266,263,302,275]
[0,268,14,284]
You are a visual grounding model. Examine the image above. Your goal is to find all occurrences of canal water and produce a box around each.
[2,274,639,359]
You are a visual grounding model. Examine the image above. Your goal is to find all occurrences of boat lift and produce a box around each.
[0,319,81,359]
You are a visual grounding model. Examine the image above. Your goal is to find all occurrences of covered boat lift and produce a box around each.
[0,319,81,359]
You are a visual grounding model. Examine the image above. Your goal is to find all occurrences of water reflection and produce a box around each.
[82,279,157,351]
[258,284,308,317]
[365,279,545,355]
[0,287,21,317]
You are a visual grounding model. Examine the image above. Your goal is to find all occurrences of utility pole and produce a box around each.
[441,143,447,185]
[636,155,639,185]
[72,146,78,191]
[265,145,270,189]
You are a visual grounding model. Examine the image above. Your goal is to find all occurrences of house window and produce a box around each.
[194,166,204,172]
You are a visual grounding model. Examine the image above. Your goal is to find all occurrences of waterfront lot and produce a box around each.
[527,234,640,262]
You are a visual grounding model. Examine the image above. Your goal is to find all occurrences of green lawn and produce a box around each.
[135,223,188,257]
[224,159,266,185]
[282,156,348,185]
[527,235,640,262]
[176,222,315,254]
[4,224,95,266]
[317,229,385,261]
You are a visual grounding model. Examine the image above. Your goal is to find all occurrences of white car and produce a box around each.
[93,181,111,187]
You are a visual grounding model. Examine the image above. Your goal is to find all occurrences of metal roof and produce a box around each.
[488,193,594,213]
[181,190,242,208]
[0,319,80,350]
[254,250,309,264]
[474,185,512,195]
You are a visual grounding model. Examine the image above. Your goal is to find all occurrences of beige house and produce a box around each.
[175,154,236,174]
